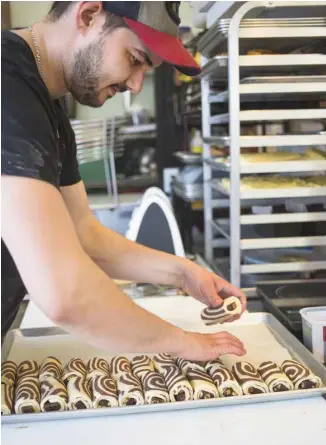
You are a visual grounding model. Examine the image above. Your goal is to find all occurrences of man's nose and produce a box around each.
[126,70,146,95]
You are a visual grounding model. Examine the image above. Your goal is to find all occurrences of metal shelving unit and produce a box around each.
[199,1,326,288]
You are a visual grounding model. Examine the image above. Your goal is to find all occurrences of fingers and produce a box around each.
[211,332,246,357]
[212,275,247,313]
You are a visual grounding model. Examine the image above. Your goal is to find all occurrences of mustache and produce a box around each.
[111,83,128,93]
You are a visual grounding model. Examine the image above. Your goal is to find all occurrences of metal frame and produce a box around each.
[200,1,326,287]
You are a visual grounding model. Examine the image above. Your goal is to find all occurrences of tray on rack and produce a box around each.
[212,180,326,200]
[241,75,326,84]
[174,152,202,165]
[2,310,326,425]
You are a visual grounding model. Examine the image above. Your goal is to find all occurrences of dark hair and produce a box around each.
[48,1,127,31]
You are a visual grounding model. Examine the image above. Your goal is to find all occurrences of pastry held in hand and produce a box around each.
[206,360,242,397]
[40,357,63,381]
[281,360,322,390]
[232,362,268,395]
[15,377,41,414]
[116,372,144,407]
[131,355,155,379]
[186,369,219,400]
[153,353,176,375]
[91,375,118,408]
[258,361,293,392]
[87,358,109,381]
[142,371,170,404]
[110,356,132,378]
[67,376,92,410]
[40,376,68,412]
[1,361,17,386]
[62,358,87,383]
[175,357,206,376]
[201,296,242,326]
[17,360,39,382]
[163,365,193,401]
[1,383,14,415]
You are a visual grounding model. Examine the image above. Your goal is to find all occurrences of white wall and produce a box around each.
[10,1,196,120]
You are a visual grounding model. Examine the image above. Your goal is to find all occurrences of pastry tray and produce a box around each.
[2,312,326,425]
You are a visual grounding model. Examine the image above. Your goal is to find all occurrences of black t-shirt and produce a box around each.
[1,31,81,336]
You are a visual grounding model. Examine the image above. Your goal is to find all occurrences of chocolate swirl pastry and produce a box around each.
[162,365,193,402]
[1,360,17,386]
[67,376,92,410]
[110,356,132,378]
[258,361,293,392]
[40,357,63,382]
[153,353,176,375]
[40,376,68,412]
[232,362,268,395]
[1,383,14,415]
[201,296,242,326]
[205,359,224,375]
[87,358,109,381]
[142,371,170,404]
[186,369,219,400]
[116,372,144,407]
[16,360,39,382]
[62,358,87,383]
[15,377,41,414]
[205,360,242,397]
[91,375,118,409]
[131,355,155,379]
[175,358,206,376]
[281,360,322,390]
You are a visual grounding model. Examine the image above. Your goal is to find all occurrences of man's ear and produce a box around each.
[75,1,104,34]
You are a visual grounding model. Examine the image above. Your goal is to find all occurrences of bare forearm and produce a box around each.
[48,253,185,355]
[81,218,188,286]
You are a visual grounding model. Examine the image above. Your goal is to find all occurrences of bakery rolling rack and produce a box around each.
[198,1,326,289]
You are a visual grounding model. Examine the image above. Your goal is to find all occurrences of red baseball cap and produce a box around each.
[103,1,201,76]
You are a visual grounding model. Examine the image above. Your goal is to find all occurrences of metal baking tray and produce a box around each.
[174,152,202,165]
[241,75,326,84]
[2,313,326,425]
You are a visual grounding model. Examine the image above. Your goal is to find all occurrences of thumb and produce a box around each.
[206,279,223,307]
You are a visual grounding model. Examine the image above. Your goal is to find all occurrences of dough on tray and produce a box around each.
[142,371,170,404]
[40,376,68,412]
[90,374,118,409]
[281,360,322,390]
[109,356,132,378]
[162,365,193,402]
[153,353,176,374]
[86,358,109,381]
[186,368,219,400]
[62,358,87,383]
[14,376,41,414]
[258,361,294,392]
[1,360,17,386]
[232,362,268,395]
[205,360,242,397]
[131,355,155,379]
[16,360,39,382]
[116,372,144,407]
[40,356,63,381]
[1,383,14,415]
[67,376,92,410]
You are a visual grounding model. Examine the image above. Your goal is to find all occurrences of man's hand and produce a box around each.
[179,331,246,361]
[180,261,247,320]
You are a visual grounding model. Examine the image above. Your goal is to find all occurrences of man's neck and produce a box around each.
[13,21,69,98]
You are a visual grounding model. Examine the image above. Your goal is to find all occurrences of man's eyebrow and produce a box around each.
[137,49,153,67]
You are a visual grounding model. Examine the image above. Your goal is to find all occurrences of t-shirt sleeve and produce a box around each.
[1,69,60,188]
[59,119,81,187]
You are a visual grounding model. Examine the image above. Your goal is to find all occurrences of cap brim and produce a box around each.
[124,18,201,77]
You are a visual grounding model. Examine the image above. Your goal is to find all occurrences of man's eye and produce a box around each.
[130,55,142,67]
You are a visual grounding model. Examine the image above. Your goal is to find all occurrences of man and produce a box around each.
[2,1,246,360]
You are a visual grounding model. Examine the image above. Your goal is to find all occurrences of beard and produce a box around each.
[68,38,127,108]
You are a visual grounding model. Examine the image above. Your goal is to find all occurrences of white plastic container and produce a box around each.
[300,306,326,364]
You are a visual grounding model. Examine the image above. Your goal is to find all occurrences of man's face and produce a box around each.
[67,26,161,108]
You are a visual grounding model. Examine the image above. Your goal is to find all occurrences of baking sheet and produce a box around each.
[2,311,326,424]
